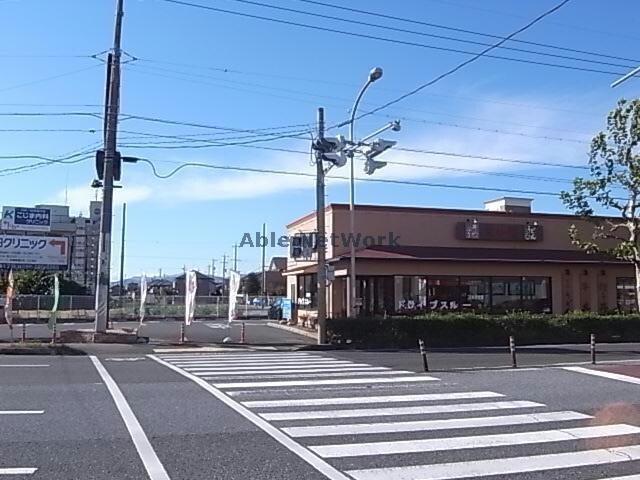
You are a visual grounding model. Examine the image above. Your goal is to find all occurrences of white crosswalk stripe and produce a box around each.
[0,468,38,475]
[154,352,640,480]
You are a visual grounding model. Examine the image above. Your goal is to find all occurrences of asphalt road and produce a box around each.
[3,349,640,479]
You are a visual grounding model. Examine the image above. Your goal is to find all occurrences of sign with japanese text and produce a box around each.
[2,207,51,232]
[0,235,68,269]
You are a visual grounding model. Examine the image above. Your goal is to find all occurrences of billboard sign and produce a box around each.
[1,207,51,232]
[0,235,68,270]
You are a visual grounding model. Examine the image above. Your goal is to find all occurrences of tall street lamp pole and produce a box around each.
[347,67,383,318]
[611,65,640,88]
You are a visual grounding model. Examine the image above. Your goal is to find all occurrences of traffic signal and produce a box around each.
[95,149,122,181]
[316,135,347,167]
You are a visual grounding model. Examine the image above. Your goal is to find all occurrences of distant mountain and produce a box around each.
[112,273,223,286]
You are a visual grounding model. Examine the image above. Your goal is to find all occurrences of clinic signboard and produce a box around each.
[1,207,51,232]
[0,235,68,270]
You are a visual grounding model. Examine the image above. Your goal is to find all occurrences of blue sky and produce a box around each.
[1,0,639,278]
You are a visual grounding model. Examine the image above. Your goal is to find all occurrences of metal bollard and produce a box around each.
[51,322,56,345]
[180,323,186,344]
[418,339,429,372]
[590,333,596,365]
[240,322,246,344]
[509,335,517,368]
[21,321,26,343]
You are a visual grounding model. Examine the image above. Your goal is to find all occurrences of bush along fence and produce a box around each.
[326,312,640,348]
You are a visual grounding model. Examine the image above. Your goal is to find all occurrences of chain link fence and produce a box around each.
[1,294,283,322]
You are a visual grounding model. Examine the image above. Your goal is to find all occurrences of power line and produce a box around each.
[133,157,571,197]
[332,0,574,128]
[226,0,635,70]
[294,0,640,64]
[0,64,103,93]
[127,62,593,138]
[159,0,629,78]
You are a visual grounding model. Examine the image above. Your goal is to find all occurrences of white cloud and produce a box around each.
[49,184,153,216]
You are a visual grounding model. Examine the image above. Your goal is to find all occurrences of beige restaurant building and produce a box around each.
[284,198,635,318]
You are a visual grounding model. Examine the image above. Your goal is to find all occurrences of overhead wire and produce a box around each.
[158,0,632,79]
[226,0,636,70]
[293,0,640,64]
[332,0,575,128]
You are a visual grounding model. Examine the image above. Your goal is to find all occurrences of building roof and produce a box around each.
[175,271,218,282]
[330,245,628,264]
[270,256,287,271]
[286,202,614,229]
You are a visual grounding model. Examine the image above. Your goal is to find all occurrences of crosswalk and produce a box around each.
[153,351,640,480]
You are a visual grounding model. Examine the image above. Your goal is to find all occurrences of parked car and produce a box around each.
[252,297,268,307]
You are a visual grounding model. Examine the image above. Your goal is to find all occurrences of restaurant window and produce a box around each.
[393,276,427,313]
[491,277,522,313]
[617,277,636,313]
[357,276,395,315]
[521,277,552,313]
[296,273,317,309]
[460,277,490,312]
[428,277,460,312]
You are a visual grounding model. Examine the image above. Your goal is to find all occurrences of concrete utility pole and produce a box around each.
[95,0,124,333]
[315,107,327,344]
[211,258,216,278]
[233,244,238,271]
[261,222,267,299]
[222,254,227,294]
[118,202,126,295]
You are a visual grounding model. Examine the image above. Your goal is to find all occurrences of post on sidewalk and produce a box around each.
[50,322,57,345]
[509,335,517,368]
[240,322,246,344]
[21,320,26,343]
[180,322,186,344]
[418,338,429,372]
[590,333,596,365]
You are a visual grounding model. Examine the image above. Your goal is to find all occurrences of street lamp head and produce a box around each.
[368,67,383,83]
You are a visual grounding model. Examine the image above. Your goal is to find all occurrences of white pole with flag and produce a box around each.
[228,270,241,323]
[48,274,59,334]
[185,270,198,327]
[4,269,14,340]
[139,273,148,325]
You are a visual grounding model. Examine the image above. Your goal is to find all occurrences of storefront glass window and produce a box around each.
[522,277,552,313]
[616,277,636,313]
[491,277,522,313]
[460,277,490,312]
[296,273,317,309]
[358,277,395,315]
[393,276,427,313]
[428,277,460,312]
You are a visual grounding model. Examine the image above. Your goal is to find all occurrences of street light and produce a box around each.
[347,67,383,318]
[611,65,640,88]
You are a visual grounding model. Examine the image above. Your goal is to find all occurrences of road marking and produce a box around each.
[180,362,372,372]
[148,354,352,480]
[184,365,384,374]
[158,353,313,360]
[243,391,503,408]
[173,360,361,368]
[563,366,640,385]
[0,364,49,368]
[311,424,640,458]
[282,411,591,437]
[203,371,412,380]
[599,476,640,480]
[0,468,37,475]
[0,411,44,415]
[213,375,438,389]
[261,400,544,421]
[90,356,171,480]
[346,444,640,480]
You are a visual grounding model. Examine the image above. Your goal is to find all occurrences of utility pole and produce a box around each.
[95,0,124,333]
[118,202,126,295]
[233,244,238,271]
[315,107,327,344]
[211,258,216,278]
[261,222,267,299]
[222,254,227,295]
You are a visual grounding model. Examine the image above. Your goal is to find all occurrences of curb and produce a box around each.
[0,344,87,355]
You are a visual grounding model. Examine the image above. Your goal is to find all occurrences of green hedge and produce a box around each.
[326,312,640,348]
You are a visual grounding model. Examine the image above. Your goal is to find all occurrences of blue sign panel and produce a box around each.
[281,298,292,321]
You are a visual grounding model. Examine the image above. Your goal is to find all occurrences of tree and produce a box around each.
[560,98,640,311]
[242,272,261,295]
[0,270,87,295]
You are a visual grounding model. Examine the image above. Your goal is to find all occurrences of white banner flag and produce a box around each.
[4,269,14,330]
[139,273,148,324]
[228,270,241,323]
[185,270,198,326]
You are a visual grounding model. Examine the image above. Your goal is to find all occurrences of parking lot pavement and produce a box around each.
[149,350,640,480]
